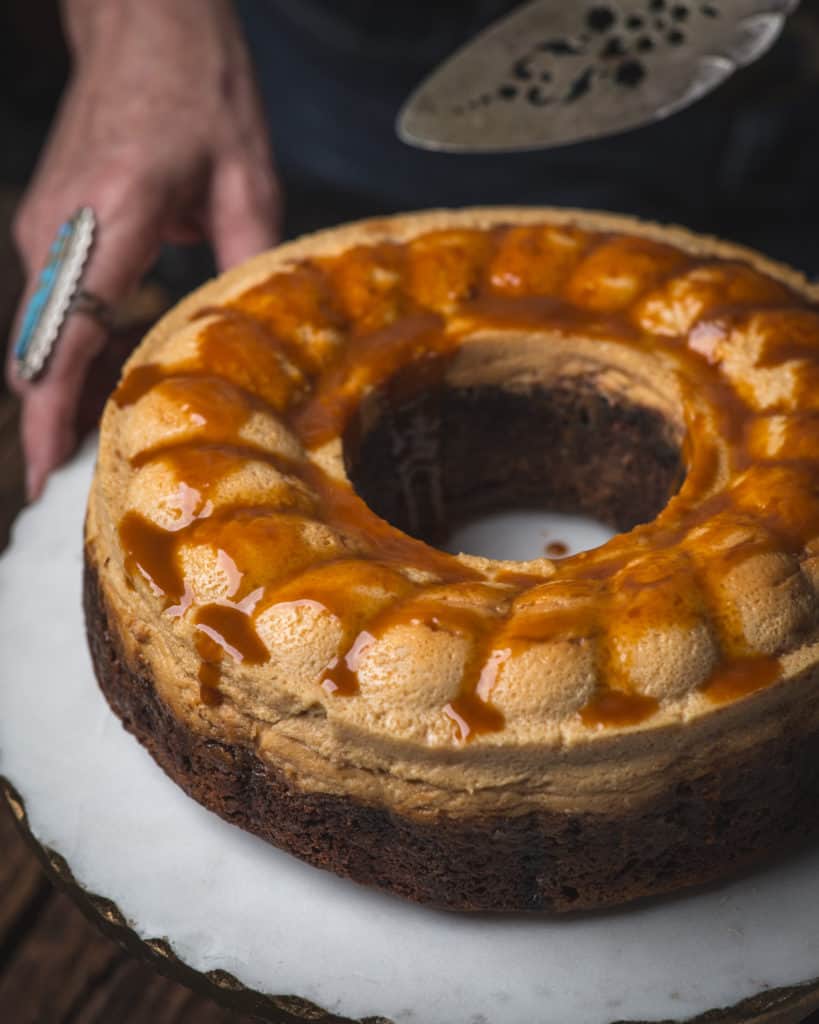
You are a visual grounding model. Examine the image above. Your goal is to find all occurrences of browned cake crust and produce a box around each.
[85,208,819,913]
[85,559,819,913]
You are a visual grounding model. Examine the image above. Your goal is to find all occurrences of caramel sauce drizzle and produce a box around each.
[321,628,375,696]
[195,631,225,706]
[193,601,269,704]
[194,603,269,666]
[256,558,417,697]
[353,590,510,742]
[112,363,167,408]
[298,461,478,584]
[289,312,447,449]
[119,511,187,605]
[112,223,819,732]
[580,691,659,729]
[702,654,781,703]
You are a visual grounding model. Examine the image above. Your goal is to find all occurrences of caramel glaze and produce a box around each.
[111,223,819,742]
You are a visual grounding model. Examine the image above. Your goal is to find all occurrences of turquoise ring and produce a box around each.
[13,207,109,382]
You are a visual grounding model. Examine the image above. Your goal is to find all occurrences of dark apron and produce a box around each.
[238,0,819,274]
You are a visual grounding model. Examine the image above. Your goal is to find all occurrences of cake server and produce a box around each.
[397,0,799,152]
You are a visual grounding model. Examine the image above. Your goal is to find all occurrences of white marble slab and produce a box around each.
[2,440,819,1024]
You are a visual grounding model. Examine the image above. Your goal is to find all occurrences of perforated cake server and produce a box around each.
[397,0,799,152]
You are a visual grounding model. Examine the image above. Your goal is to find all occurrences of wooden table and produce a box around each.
[0,804,260,1023]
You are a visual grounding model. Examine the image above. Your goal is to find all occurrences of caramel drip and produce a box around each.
[196,315,307,412]
[289,312,446,449]
[753,309,819,368]
[112,222,819,733]
[113,310,310,417]
[508,585,644,731]
[680,422,721,497]
[195,631,225,706]
[193,584,270,704]
[424,601,508,741]
[580,690,660,729]
[309,582,512,739]
[151,375,257,434]
[318,241,409,334]
[195,603,268,663]
[258,559,417,697]
[361,593,509,740]
[132,441,472,589]
[224,263,347,377]
[131,442,297,489]
[791,363,819,409]
[458,294,614,335]
[703,654,781,703]
[321,627,375,696]
[194,305,317,379]
[502,604,599,649]
[443,692,505,744]
[112,364,167,407]
[299,461,478,583]
[119,511,188,607]
[487,223,593,297]
[546,540,569,557]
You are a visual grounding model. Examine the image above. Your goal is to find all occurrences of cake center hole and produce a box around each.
[441,509,616,562]
[343,357,684,562]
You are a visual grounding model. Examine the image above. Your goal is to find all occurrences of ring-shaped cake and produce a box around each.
[85,208,819,911]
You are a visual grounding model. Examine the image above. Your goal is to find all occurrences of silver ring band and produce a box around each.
[70,288,115,330]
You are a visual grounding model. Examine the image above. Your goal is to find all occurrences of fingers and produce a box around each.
[9,151,280,499]
[208,156,282,272]
[11,197,165,500]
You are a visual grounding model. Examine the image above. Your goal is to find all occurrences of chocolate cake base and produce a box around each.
[345,379,684,546]
[84,560,819,913]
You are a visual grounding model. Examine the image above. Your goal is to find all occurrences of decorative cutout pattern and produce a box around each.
[454,0,723,115]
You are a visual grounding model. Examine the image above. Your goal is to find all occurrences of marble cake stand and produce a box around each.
[3,440,819,1024]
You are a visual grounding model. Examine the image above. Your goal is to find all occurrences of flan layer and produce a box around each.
[86,207,819,831]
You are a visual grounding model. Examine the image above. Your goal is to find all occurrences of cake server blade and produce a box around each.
[397,0,799,152]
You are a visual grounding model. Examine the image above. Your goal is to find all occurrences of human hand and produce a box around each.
[7,0,281,499]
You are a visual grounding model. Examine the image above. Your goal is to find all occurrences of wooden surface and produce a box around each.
[0,796,259,1023]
